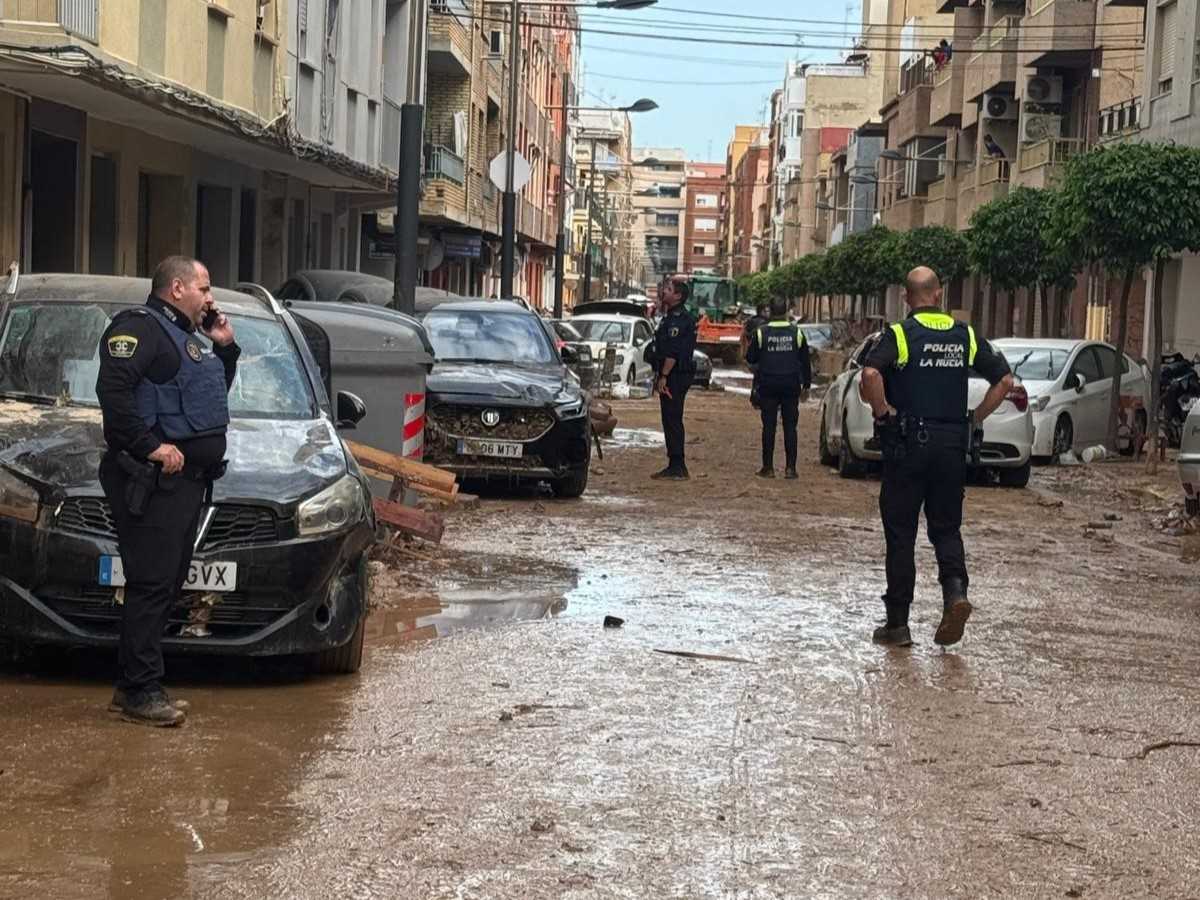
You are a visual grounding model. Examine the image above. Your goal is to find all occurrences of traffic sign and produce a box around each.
[489,151,532,192]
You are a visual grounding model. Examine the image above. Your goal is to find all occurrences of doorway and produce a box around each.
[89,154,118,275]
[238,188,257,282]
[137,172,185,277]
[30,130,78,272]
[196,183,234,285]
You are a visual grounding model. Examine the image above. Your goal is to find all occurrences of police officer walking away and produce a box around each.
[859,267,1012,648]
[96,256,240,726]
[651,278,697,480]
[746,296,812,479]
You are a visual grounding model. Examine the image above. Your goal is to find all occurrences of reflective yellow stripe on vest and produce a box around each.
[967,325,978,366]
[891,322,908,367]
[912,312,955,330]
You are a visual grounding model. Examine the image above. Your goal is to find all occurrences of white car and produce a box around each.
[1179,402,1200,517]
[569,314,655,386]
[818,332,1035,487]
[991,339,1151,459]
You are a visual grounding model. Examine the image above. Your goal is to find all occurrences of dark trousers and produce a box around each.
[659,374,691,466]
[759,379,801,469]
[878,434,968,623]
[99,456,207,694]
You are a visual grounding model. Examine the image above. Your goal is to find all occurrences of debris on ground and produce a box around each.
[603,615,625,629]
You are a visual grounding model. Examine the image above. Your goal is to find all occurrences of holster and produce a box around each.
[875,414,906,460]
[750,374,761,410]
[116,450,159,518]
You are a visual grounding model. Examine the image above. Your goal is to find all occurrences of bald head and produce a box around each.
[904,266,942,310]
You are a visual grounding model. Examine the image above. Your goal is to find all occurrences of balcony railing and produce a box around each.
[1098,98,1141,140]
[1018,137,1085,173]
[979,159,1011,183]
[2,0,98,41]
[424,145,465,186]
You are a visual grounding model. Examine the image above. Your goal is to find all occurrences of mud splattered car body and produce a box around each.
[0,275,374,669]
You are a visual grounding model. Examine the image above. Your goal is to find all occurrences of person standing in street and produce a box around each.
[746,296,811,479]
[96,256,240,726]
[859,267,1012,648]
[651,278,697,480]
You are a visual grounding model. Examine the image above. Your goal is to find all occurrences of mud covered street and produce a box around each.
[4,384,1200,899]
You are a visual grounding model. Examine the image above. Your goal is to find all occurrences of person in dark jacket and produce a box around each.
[95,256,240,726]
[651,278,698,479]
[746,296,812,479]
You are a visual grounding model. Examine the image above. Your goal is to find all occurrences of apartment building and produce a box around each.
[729,133,770,277]
[768,65,807,267]
[720,124,763,275]
[817,123,887,253]
[631,146,685,292]
[571,109,634,303]
[680,162,726,275]
[0,0,403,289]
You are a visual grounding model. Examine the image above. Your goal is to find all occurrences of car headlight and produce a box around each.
[554,390,586,418]
[613,353,625,366]
[298,474,365,536]
[1032,395,1050,412]
[0,468,39,523]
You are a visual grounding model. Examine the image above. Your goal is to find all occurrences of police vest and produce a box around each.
[130,306,230,441]
[884,311,977,422]
[755,321,807,379]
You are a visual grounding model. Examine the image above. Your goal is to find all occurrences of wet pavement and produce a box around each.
[3,391,1200,898]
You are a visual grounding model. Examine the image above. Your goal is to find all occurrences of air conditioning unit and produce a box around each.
[1024,74,1064,105]
[1020,112,1063,143]
[982,93,1018,120]
[488,29,504,56]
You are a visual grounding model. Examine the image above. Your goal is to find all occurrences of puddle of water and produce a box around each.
[609,427,666,449]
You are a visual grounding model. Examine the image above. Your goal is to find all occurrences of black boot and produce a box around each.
[784,467,799,480]
[873,598,912,646]
[935,579,973,647]
[118,688,186,727]
[651,465,689,480]
[757,466,775,478]
[109,687,189,714]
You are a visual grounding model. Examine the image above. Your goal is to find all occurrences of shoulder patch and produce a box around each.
[184,338,203,363]
[106,334,139,359]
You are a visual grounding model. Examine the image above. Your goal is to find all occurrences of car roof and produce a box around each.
[9,274,279,320]
[421,299,538,314]
[570,313,643,323]
[288,269,390,295]
[992,338,1090,351]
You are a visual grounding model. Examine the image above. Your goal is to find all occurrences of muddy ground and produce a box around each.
[3,377,1200,899]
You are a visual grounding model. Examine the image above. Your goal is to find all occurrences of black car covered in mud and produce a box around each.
[419,300,591,497]
[0,275,375,672]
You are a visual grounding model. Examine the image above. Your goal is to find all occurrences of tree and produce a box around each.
[1053,142,1200,456]
[825,226,898,317]
[893,226,970,291]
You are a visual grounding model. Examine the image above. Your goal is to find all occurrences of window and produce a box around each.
[1093,345,1120,380]
[656,213,679,227]
[788,110,803,138]
[1157,0,1178,95]
[695,193,718,208]
[1068,347,1103,384]
[692,244,705,255]
[695,218,717,232]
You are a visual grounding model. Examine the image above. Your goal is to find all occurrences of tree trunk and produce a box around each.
[1104,268,1135,452]
[1146,258,1165,473]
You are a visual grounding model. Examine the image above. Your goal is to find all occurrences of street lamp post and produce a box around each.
[553,72,570,318]
[581,138,598,305]
[392,0,429,315]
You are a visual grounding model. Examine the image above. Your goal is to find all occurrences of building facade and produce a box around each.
[729,134,770,277]
[631,146,685,291]
[681,162,726,275]
[571,109,634,303]
[768,65,807,267]
[720,124,763,276]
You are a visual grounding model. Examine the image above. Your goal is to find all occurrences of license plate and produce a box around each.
[99,556,238,592]
[457,438,523,459]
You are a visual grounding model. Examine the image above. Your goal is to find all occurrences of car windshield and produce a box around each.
[802,325,833,345]
[424,309,556,364]
[571,320,632,344]
[1000,346,1070,381]
[552,321,582,342]
[0,301,315,419]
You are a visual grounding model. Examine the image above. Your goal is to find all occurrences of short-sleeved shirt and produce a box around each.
[653,305,697,376]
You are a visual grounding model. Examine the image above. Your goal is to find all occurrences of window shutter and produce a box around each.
[1160,1,1178,79]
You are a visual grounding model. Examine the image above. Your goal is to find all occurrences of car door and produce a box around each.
[633,320,654,379]
[1065,345,1107,445]
[830,338,871,443]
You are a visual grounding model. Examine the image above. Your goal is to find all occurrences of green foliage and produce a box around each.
[893,226,970,286]
[824,226,899,299]
[967,186,1055,293]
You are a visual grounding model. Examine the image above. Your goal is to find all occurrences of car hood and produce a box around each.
[0,402,346,505]
[427,361,570,404]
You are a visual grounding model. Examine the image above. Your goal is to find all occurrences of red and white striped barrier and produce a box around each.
[403,392,425,460]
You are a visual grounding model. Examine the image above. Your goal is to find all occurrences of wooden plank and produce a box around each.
[373,497,445,544]
[346,439,457,492]
[361,465,460,503]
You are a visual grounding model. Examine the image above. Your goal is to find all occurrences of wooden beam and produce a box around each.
[372,498,445,544]
[360,465,461,504]
[345,439,457,493]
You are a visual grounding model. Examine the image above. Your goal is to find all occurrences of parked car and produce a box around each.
[0,275,375,672]
[991,339,1151,459]
[569,313,655,386]
[275,270,454,308]
[417,300,591,497]
[548,319,598,390]
[1179,400,1200,517]
[818,332,1035,487]
[799,322,834,353]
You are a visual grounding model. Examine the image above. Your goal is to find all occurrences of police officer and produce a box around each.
[860,267,1012,648]
[96,256,240,726]
[651,278,697,480]
[746,295,812,479]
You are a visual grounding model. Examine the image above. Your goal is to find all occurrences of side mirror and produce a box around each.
[336,390,367,429]
[561,344,579,364]
[1068,373,1085,392]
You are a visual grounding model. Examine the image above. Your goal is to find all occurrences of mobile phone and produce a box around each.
[201,307,220,330]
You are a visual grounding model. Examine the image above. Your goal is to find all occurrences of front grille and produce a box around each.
[55,499,279,550]
[200,506,279,552]
[40,590,297,640]
[56,497,117,540]
[428,404,555,442]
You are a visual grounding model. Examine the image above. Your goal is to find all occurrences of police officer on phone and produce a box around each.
[651,278,697,480]
[96,256,240,726]
[746,295,811,479]
[859,267,1011,649]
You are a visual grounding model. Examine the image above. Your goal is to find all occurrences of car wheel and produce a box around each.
[552,464,589,498]
[1052,415,1073,458]
[837,414,867,478]
[1187,496,1199,518]
[997,460,1031,488]
[818,412,837,466]
[312,614,366,675]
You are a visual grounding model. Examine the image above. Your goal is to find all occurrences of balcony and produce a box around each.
[975,159,1011,206]
[428,2,472,76]
[1019,0,1095,69]
[923,176,957,228]
[485,57,503,111]
[881,196,926,231]
[930,58,965,127]
[1014,137,1084,189]
[1097,97,1141,143]
[894,83,938,147]
[0,0,98,40]
[966,17,1020,102]
[956,176,977,231]
[425,145,465,186]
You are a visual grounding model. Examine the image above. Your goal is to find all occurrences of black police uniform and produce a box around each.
[654,303,698,473]
[746,320,812,472]
[95,295,240,698]
[862,307,1009,631]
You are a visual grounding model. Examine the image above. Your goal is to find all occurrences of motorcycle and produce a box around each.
[1159,352,1200,448]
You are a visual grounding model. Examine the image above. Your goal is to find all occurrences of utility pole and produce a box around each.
[392,0,428,315]
[553,72,570,318]
[581,137,597,304]
[500,0,522,299]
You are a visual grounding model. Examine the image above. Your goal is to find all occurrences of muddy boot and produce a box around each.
[119,689,186,727]
[784,467,799,480]
[872,623,913,646]
[757,467,775,478]
[108,688,189,714]
[935,579,972,646]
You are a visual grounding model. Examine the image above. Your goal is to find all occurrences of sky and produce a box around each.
[578,0,856,163]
